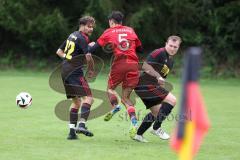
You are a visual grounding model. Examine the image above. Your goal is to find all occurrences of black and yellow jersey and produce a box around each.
[140,48,173,85]
[59,31,89,60]
[59,31,90,75]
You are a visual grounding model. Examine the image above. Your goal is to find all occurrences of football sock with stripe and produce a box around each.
[127,106,138,126]
[69,107,79,129]
[80,103,91,123]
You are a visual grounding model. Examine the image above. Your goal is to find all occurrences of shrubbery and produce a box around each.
[0,0,239,77]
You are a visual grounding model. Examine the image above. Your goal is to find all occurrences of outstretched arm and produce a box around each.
[88,42,100,54]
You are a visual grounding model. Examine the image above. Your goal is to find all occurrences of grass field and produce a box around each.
[0,70,239,160]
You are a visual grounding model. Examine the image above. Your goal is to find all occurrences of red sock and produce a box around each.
[108,93,118,106]
[127,106,136,118]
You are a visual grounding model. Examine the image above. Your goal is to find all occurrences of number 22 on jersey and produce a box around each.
[64,40,75,60]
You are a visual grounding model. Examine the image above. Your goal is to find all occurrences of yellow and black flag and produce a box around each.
[170,47,210,160]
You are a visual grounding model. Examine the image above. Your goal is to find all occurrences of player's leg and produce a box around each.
[121,87,138,127]
[122,70,140,125]
[134,82,172,140]
[133,98,160,142]
[63,74,81,140]
[104,88,122,121]
[150,92,176,139]
[67,97,81,140]
[121,69,140,138]
[76,96,94,136]
[104,70,123,121]
[152,92,176,130]
[121,86,140,139]
[74,76,94,136]
[134,112,155,143]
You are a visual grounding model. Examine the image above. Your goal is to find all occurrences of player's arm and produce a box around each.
[143,62,165,85]
[85,53,94,73]
[56,40,67,59]
[88,42,101,53]
[88,32,107,54]
[143,51,165,84]
[142,62,161,80]
[79,37,95,77]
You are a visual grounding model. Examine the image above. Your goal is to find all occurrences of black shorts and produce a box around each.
[135,84,169,109]
[61,68,92,99]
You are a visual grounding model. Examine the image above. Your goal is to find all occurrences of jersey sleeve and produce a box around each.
[97,31,108,47]
[146,49,162,64]
[59,40,66,50]
[77,36,88,54]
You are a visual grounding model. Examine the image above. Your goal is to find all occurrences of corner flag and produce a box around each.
[170,47,210,160]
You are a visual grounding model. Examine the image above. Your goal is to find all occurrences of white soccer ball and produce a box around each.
[16,92,32,109]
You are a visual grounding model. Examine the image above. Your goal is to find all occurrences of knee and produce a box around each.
[165,93,177,106]
[171,95,177,106]
[150,105,161,117]
[72,99,81,109]
[151,111,158,118]
[84,96,94,105]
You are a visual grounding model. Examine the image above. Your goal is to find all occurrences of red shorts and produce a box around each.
[108,60,139,89]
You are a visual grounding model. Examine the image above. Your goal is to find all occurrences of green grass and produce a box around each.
[0,70,240,160]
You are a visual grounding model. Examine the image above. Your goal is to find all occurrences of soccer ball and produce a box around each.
[16,92,32,109]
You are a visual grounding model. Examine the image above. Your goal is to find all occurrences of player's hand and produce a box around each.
[88,42,95,47]
[87,70,95,79]
[157,76,165,85]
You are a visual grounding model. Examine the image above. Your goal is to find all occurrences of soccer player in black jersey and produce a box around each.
[133,36,182,142]
[56,16,95,140]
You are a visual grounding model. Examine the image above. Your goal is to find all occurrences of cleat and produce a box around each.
[67,129,78,140]
[104,106,121,121]
[67,133,78,140]
[76,126,94,137]
[104,112,113,121]
[150,127,170,140]
[129,125,137,139]
[133,135,148,143]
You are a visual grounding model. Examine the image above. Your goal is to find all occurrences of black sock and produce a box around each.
[153,102,174,130]
[70,108,79,127]
[80,103,91,122]
[137,112,155,135]
[79,122,86,128]
[69,128,76,135]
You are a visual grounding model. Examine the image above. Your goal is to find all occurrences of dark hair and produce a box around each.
[108,11,124,24]
[79,16,95,26]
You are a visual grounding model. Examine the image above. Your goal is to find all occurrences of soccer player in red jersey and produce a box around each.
[88,11,143,138]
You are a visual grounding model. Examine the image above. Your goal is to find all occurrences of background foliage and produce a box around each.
[0,0,239,76]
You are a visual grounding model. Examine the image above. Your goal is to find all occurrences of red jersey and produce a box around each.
[97,25,142,63]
